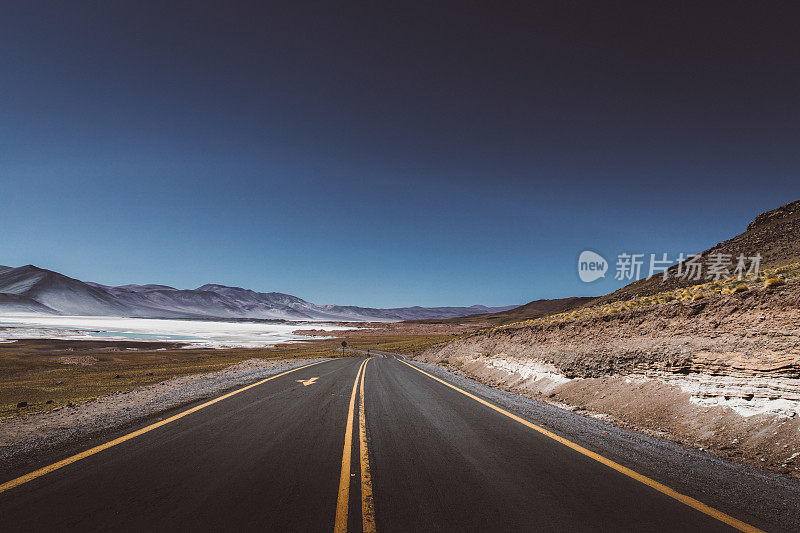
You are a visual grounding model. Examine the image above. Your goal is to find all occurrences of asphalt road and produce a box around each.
[0,356,770,532]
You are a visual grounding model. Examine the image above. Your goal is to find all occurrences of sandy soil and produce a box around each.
[57,355,100,366]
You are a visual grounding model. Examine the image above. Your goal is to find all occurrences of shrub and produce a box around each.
[764,277,786,288]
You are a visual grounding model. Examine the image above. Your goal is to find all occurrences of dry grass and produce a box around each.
[0,339,344,419]
[489,262,800,333]
[335,333,469,356]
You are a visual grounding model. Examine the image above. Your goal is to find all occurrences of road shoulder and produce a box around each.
[0,357,330,481]
[409,359,800,533]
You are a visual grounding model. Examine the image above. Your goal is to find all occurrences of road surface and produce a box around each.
[0,355,776,531]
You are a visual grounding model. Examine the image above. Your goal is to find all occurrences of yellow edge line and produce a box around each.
[359,358,376,533]
[0,359,331,495]
[398,359,763,533]
[334,358,368,533]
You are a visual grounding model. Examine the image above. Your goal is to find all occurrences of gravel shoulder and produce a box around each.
[412,360,800,533]
[0,357,328,481]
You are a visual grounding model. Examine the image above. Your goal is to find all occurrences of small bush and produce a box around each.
[764,277,786,288]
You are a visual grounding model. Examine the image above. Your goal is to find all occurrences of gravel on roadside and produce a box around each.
[0,357,329,477]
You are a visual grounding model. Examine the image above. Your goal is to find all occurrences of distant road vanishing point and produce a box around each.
[0,354,765,532]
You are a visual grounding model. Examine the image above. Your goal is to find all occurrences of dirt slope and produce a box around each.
[413,296,595,326]
[418,200,800,327]
[419,279,800,475]
[595,199,800,305]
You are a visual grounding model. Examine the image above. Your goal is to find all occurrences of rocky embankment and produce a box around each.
[418,283,800,476]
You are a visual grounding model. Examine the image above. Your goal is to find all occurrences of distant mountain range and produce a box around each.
[0,265,516,321]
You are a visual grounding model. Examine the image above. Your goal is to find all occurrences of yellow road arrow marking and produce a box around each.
[0,359,332,495]
[296,377,319,386]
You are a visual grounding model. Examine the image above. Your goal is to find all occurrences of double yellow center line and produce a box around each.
[334,357,376,533]
[3,356,378,532]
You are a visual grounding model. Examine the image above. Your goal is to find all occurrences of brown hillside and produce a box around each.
[594,199,800,305]
[413,296,595,326]
[414,200,800,326]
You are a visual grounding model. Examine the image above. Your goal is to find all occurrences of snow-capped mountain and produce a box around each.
[0,265,515,321]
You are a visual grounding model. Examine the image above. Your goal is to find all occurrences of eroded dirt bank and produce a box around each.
[418,284,800,476]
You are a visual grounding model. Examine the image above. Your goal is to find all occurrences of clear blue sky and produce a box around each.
[2,2,799,307]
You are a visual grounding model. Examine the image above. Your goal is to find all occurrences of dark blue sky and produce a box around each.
[2,2,799,307]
